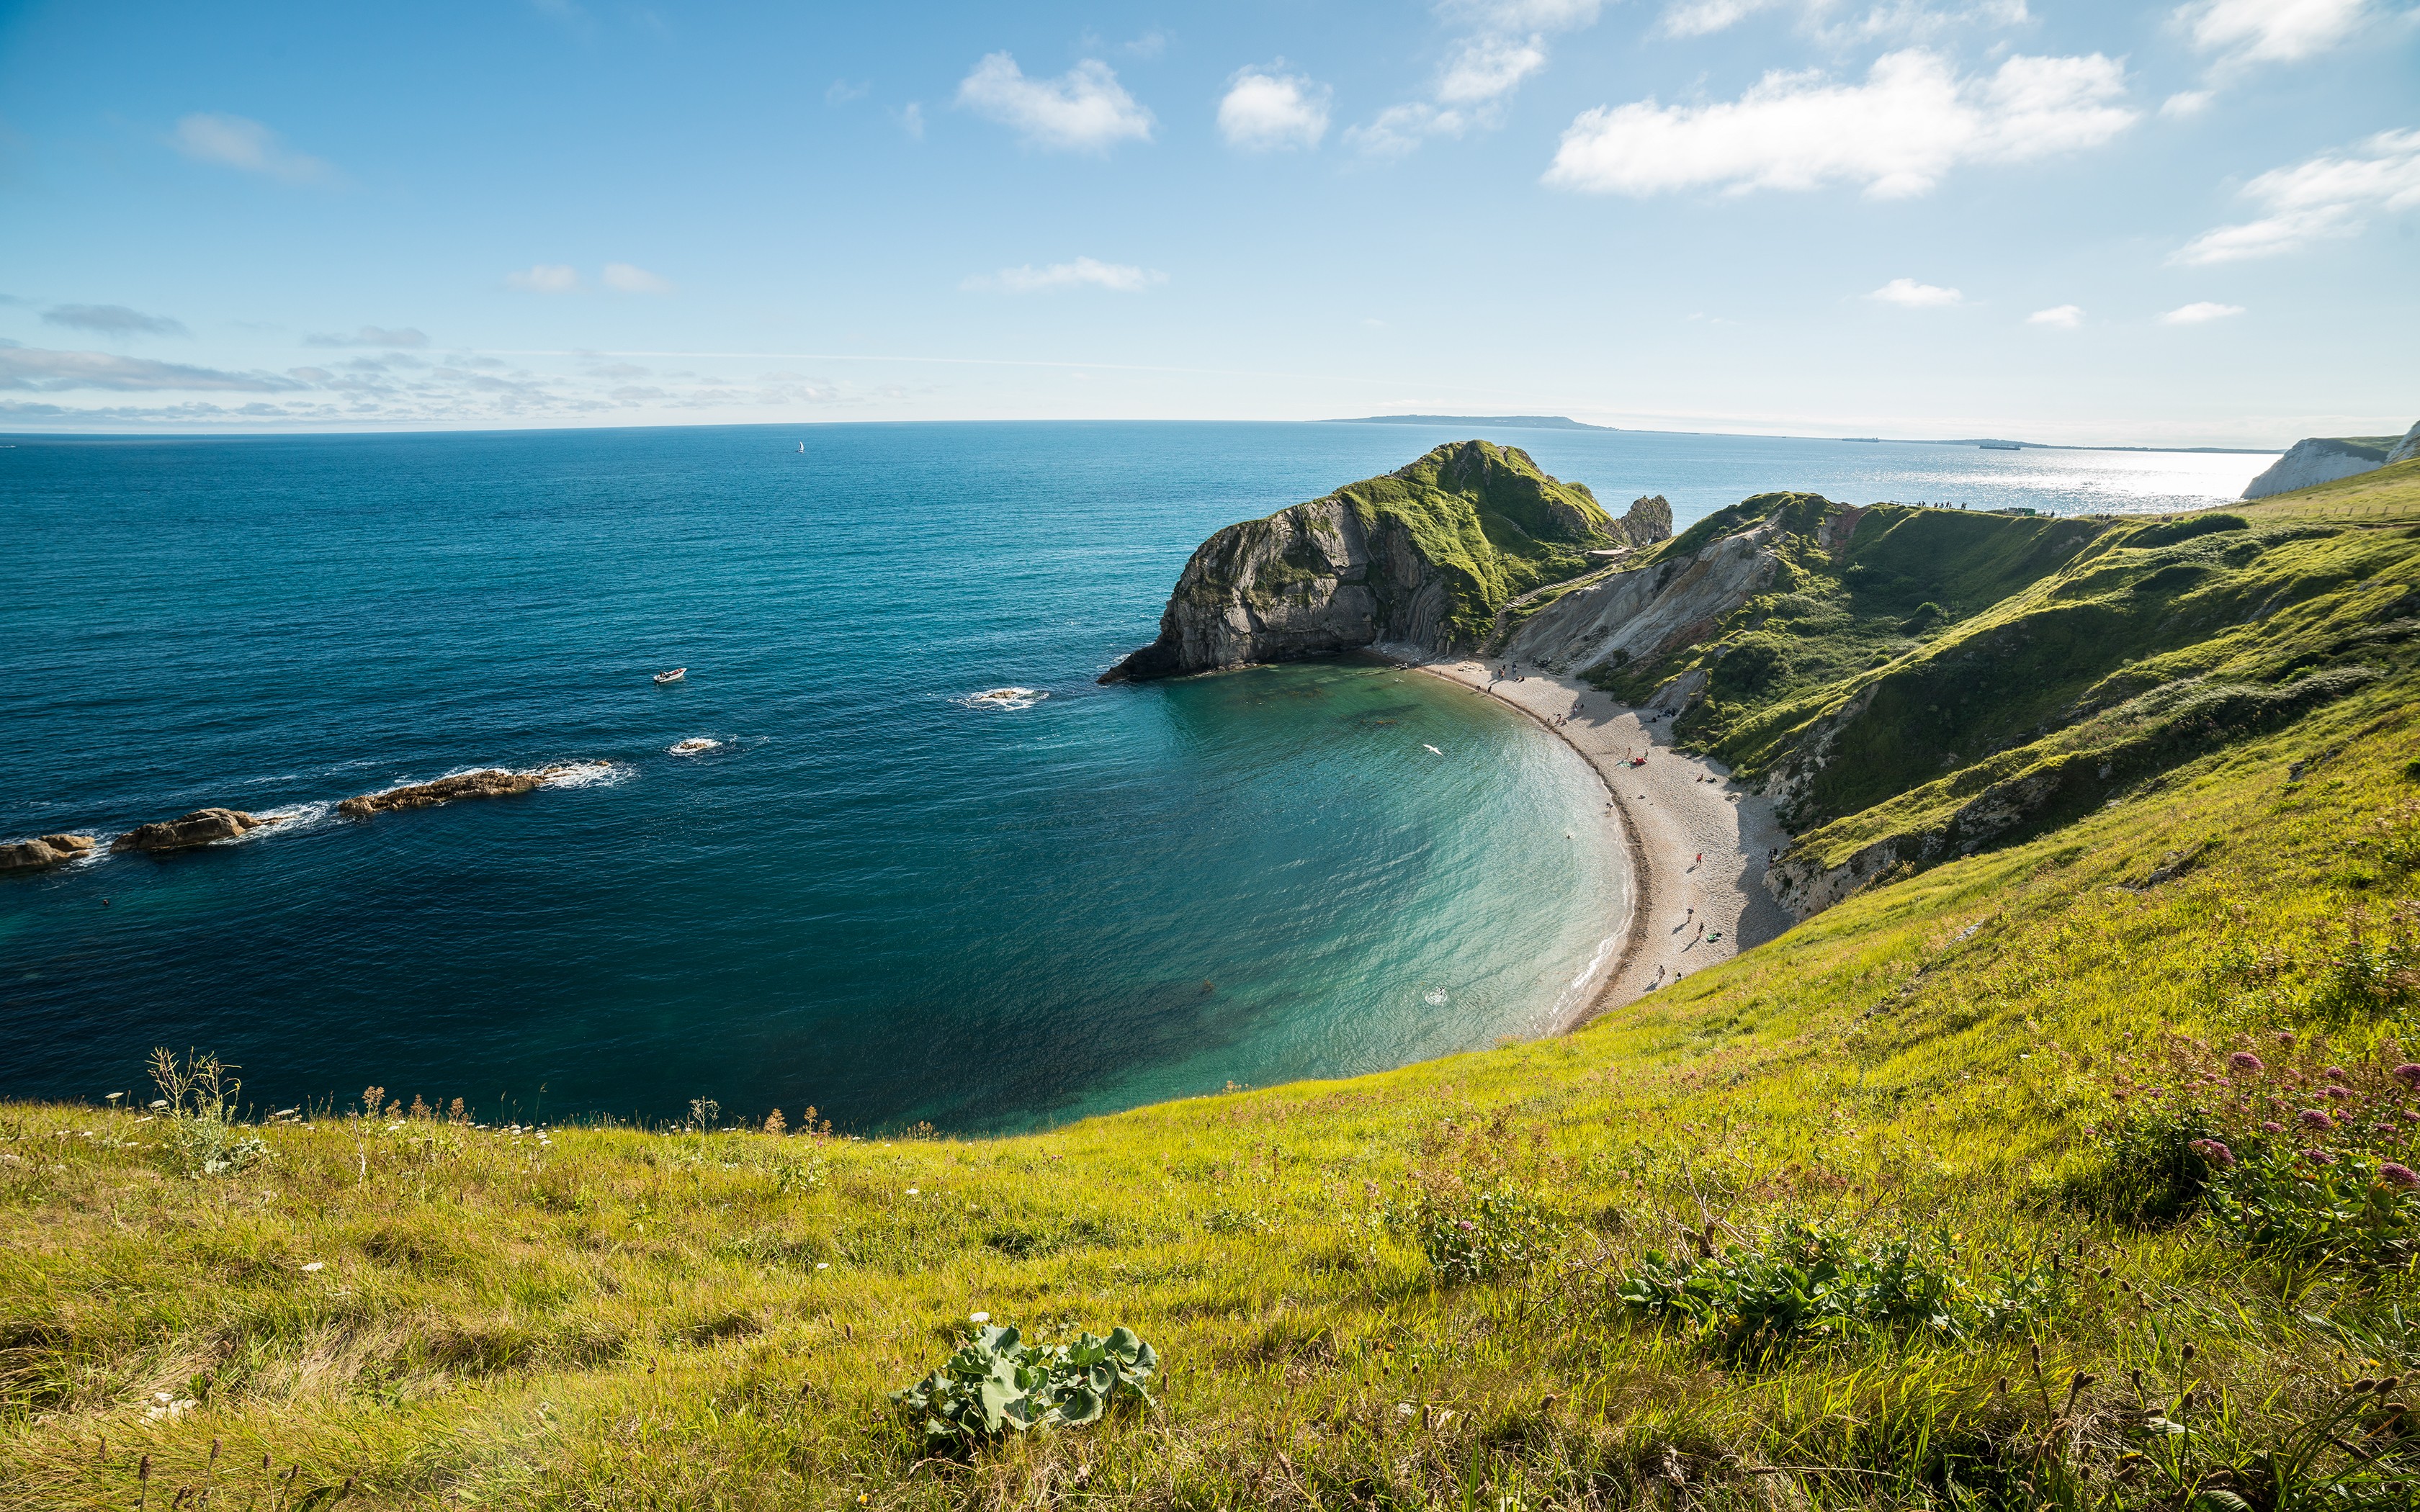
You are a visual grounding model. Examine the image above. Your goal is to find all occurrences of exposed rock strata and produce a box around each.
[1502,519,1784,678]
[112,809,277,853]
[339,765,594,818]
[2390,422,2420,467]
[1,834,97,871]
[1102,441,1667,681]
[2241,434,2402,499]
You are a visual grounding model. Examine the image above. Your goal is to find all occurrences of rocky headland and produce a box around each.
[2240,420,2416,498]
[1,833,98,871]
[1100,441,1671,682]
[111,809,279,853]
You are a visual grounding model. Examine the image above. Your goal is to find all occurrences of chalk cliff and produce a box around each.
[2240,433,2404,499]
[1101,441,1668,681]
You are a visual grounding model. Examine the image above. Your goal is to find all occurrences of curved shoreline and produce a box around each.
[1406,655,1791,1030]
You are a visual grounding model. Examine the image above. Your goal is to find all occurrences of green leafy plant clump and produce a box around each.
[889,1323,1157,1449]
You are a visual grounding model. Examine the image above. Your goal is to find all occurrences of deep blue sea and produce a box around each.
[0,421,2271,1130]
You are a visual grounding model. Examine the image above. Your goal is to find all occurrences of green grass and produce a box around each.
[8,471,2420,1510]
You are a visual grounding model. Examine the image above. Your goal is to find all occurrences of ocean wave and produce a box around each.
[252,800,336,836]
[537,760,624,790]
[668,737,722,756]
[958,686,1049,711]
[1547,930,1621,1028]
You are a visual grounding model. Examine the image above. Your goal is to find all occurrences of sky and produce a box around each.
[0,0,2414,446]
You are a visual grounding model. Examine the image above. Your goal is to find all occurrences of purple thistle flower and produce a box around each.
[1456,1219,1474,1232]
[2324,1066,2351,1084]
[2302,1148,2337,1167]
[2298,1109,2336,1130]
[2379,1163,2420,1190]
[2393,1063,2420,1089]
[2230,1052,2264,1074]
[2276,1031,2296,1046]
[2189,1138,2236,1169]
[2323,1086,2353,1102]
[2401,1108,2420,1125]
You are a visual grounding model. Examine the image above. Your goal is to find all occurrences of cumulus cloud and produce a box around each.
[508,264,582,293]
[2161,89,2215,117]
[1350,0,1606,157]
[0,341,305,392]
[961,257,1167,293]
[1219,66,1332,150]
[1870,276,1963,306]
[2027,303,2084,325]
[42,304,188,338]
[1659,0,2034,41]
[169,113,338,185]
[2161,300,2244,323]
[601,262,674,294]
[956,53,1153,153]
[2176,0,2385,67]
[1544,48,2136,198]
[304,325,429,348]
[2170,128,2420,265]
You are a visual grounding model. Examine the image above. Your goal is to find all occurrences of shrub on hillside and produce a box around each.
[889,1323,1156,1449]
[1413,1187,1563,1284]
[1615,1221,2057,1361]
[147,1047,266,1179]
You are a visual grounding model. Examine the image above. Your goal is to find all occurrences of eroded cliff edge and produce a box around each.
[1100,441,1671,682]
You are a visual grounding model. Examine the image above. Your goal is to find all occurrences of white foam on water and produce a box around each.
[1547,930,1622,1030]
[538,759,624,790]
[668,737,722,755]
[251,800,335,837]
[1422,989,1450,1007]
[956,687,1048,711]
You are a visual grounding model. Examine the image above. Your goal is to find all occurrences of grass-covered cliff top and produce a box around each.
[9,470,2420,1511]
[1327,440,1617,645]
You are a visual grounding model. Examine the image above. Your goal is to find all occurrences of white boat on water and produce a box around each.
[654,667,686,685]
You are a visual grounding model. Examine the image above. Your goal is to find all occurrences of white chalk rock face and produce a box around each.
[2388,421,2420,467]
[2241,438,2387,500]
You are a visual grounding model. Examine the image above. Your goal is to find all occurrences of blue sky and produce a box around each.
[0,0,2412,444]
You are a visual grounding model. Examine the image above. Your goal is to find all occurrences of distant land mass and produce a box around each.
[1324,414,1618,431]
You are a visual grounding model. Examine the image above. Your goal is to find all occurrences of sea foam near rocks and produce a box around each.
[959,687,1048,711]
[668,737,722,755]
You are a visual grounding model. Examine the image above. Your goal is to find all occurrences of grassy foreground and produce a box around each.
[7,473,2420,1510]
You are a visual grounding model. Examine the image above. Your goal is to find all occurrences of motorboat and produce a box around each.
[654,668,686,685]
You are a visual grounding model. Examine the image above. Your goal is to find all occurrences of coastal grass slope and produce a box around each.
[7,472,2420,1510]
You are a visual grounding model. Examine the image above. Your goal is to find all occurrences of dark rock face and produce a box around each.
[112,809,274,853]
[1102,441,1662,683]
[1,833,97,871]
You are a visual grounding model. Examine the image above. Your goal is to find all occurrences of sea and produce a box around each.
[0,421,2275,1130]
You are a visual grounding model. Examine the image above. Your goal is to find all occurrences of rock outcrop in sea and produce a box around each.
[338,765,600,818]
[2241,425,2414,499]
[1101,441,1668,681]
[112,809,279,853]
[1,833,97,871]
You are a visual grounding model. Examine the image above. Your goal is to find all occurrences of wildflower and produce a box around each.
[2379,1164,2420,1190]
[2303,1148,2337,1166]
[815,1261,830,1271]
[2276,1031,2296,1045]
[2393,1063,2420,1089]
[2323,1086,2354,1102]
[2230,1052,2265,1074]
[2325,1067,2351,1084]
[2262,1120,2284,1133]
[1456,1219,1475,1232]
[2298,1109,2336,1130]
[2189,1138,2236,1169]
[300,1261,326,1272]
[969,1311,990,1323]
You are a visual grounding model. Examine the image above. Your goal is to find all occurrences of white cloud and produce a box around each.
[601,262,674,294]
[1659,0,2034,41]
[1870,276,1963,306]
[962,257,1167,293]
[304,326,429,348]
[2161,300,2244,323]
[1351,0,1606,157]
[825,79,871,106]
[169,113,338,185]
[2027,303,2084,325]
[1543,48,2136,198]
[899,103,926,140]
[2171,129,2420,264]
[1659,0,1785,36]
[0,340,304,392]
[2176,0,2383,66]
[955,53,1153,153]
[508,264,582,294]
[42,305,188,338]
[1219,66,1332,150]
[2160,89,2215,117]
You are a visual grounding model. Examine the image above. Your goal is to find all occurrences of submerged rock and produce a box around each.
[1103,441,1664,681]
[336,765,599,818]
[1,833,98,871]
[112,809,276,853]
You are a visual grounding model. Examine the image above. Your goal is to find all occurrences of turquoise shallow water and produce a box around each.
[0,421,2263,1128]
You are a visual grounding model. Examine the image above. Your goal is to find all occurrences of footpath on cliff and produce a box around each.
[1415,655,1793,1027]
